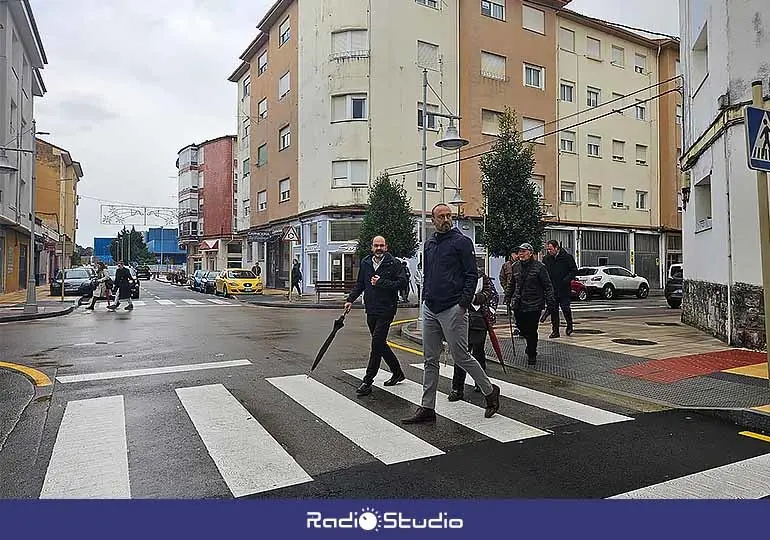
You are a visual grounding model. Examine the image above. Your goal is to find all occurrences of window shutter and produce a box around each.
[587,37,601,57]
[350,161,368,185]
[332,32,348,54]
[482,110,500,135]
[418,41,438,69]
[332,161,347,185]
[522,5,545,33]
[331,96,347,121]
[613,140,624,157]
[522,117,544,142]
[481,52,506,79]
[350,30,368,52]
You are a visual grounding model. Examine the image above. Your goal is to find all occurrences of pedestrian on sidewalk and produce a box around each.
[542,240,578,338]
[402,203,500,424]
[109,261,135,311]
[499,250,520,335]
[344,236,408,396]
[400,260,411,303]
[86,262,112,310]
[511,243,555,365]
[290,260,302,299]
[448,260,498,401]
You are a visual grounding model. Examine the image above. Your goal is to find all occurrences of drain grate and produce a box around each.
[570,329,605,335]
[645,322,681,327]
[612,338,658,346]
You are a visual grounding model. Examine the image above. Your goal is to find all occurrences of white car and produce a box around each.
[575,266,650,300]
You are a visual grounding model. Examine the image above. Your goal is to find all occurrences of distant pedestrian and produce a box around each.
[109,261,134,311]
[290,260,302,299]
[511,243,555,365]
[252,262,262,277]
[499,250,521,335]
[400,260,411,302]
[345,236,407,396]
[86,262,112,310]
[402,204,500,424]
[542,240,578,337]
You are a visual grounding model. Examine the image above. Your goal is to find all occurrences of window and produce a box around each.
[257,144,267,167]
[258,52,267,75]
[635,190,648,210]
[279,72,290,99]
[417,102,439,130]
[481,109,502,136]
[279,125,291,150]
[560,81,574,102]
[332,30,368,59]
[308,253,319,285]
[522,5,545,34]
[332,160,369,188]
[587,185,601,206]
[635,144,648,165]
[243,76,251,97]
[692,23,709,92]
[694,175,712,232]
[560,182,576,203]
[417,166,438,190]
[612,187,625,208]
[523,63,544,89]
[587,135,601,157]
[481,0,504,20]
[417,41,439,70]
[634,53,647,74]
[258,98,267,119]
[587,37,601,59]
[560,130,575,153]
[560,27,575,52]
[243,120,250,140]
[243,199,250,217]
[329,221,362,242]
[279,18,290,46]
[635,101,646,120]
[610,140,625,161]
[332,94,367,121]
[676,104,683,125]
[522,117,545,143]
[308,223,318,244]
[481,51,506,80]
[279,178,290,202]
[611,45,625,66]
[416,0,439,8]
[258,190,267,211]
[530,174,544,199]
[242,158,250,177]
[587,87,600,107]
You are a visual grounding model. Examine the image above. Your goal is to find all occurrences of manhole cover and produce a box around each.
[570,329,605,335]
[612,338,658,346]
[645,322,681,327]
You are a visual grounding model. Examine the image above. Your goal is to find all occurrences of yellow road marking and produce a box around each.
[391,318,418,326]
[739,431,770,443]
[723,363,768,379]
[752,404,770,413]
[386,341,423,356]
[0,361,52,387]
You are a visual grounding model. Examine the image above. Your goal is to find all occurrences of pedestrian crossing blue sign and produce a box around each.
[746,106,770,171]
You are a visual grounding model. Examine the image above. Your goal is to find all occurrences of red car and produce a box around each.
[570,279,588,301]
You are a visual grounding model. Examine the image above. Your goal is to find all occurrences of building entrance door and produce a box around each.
[330,253,359,281]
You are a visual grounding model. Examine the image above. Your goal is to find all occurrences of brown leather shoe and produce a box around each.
[484,385,500,418]
[401,407,436,424]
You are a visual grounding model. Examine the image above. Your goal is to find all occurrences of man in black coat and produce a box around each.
[109,261,135,311]
[511,243,555,365]
[542,239,578,338]
[345,236,408,396]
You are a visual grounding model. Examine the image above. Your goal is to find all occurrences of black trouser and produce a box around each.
[515,310,541,359]
[452,329,487,391]
[363,313,403,384]
[550,290,573,333]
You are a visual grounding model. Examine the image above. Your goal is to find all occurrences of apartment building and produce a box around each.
[176,135,239,273]
[228,54,253,261]
[0,0,46,294]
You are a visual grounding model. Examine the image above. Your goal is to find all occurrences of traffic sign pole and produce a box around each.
[282,226,299,302]
[751,81,770,388]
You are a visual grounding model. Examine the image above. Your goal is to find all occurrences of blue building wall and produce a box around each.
[144,227,186,265]
[93,237,115,265]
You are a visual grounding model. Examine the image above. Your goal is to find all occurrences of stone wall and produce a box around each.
[731,282,766,350]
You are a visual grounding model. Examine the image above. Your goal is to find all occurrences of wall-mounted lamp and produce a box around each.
[681,186,691,211]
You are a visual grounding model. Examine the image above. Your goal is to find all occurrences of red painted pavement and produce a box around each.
[614,350,764,384]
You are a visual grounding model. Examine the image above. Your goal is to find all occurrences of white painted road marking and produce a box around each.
[413,364,633,426]
[207,299,232,305]
[345,369,548,443]
[268,375,444,465]
[182,299,204,305]
[607,453,770,499]
[156,299,175,305]
[55,359,252,383]
[40,395,130,499]
[132,301,146,307]
[176,384,313,497]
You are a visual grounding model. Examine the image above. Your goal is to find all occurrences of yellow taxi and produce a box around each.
[214,268,263,296]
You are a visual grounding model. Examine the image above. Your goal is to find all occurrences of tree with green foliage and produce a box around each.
[110,226,155,264]
[357,172,419,260]
[479,107,545,257]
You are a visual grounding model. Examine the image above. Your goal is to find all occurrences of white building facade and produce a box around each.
[679,0,770,348]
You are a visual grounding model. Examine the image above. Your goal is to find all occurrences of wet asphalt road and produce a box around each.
[0,278,767,499]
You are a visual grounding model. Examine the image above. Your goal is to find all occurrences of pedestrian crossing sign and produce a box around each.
[282,226,299,242]
[746,106,770,171]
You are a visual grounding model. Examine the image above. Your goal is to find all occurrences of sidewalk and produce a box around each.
[0,286,76,323]
[237,290,419,310]
[398,313,770,431]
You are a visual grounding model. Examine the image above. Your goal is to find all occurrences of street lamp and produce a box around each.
[419,69,469,325]
[0,120,50,314]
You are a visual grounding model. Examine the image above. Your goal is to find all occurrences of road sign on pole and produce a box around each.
[745,105,770,172]
[282,226,299,242]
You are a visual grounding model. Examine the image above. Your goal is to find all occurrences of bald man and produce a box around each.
[345,235,408,396]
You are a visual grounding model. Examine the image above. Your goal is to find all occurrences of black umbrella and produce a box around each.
[508,311,517,359]
[308,312,346,375]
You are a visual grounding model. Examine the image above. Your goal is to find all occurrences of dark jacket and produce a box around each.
[346,252,406,316]
[424,228,477,314]
[114,267,133,299]
[543,249,578,297]
[511,259,555,313]
[469,270,498,333]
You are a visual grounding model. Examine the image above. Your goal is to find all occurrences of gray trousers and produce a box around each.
[421,303,494,409]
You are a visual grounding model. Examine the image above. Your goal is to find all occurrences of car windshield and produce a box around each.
[228,270,256,279]
[671,266,683,279]
[64,269,89,279]
[576,268,597,276]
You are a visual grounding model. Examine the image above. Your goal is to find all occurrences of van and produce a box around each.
[664,264,683,308]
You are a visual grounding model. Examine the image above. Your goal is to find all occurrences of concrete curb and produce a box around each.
[234,296,419,310]
[0,303,76,323]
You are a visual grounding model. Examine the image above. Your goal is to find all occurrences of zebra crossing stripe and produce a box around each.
[413,363,633,426]
[345,369,548,443]
[132,301,146,307]
[268,375,444,464]
[40,395,130,499]
[176,384,313,497]
[55,359,252,383]
[182,299,205,305]
[156,299,175,305]
[607,453,770,499]
[207,299,231,305]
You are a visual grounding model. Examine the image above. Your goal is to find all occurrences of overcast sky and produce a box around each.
[32,0,679,248]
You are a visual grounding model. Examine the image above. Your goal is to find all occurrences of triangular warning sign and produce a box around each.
[751,111,770,162]
[282,226,299,242]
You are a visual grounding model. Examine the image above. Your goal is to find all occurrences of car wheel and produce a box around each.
[667,298,682,309]
[578,289,588,301]
[603,284,615,300]
[222,285,228,298]
[636,284,649,299]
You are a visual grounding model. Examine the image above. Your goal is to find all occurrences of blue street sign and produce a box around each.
[746,106,770,172]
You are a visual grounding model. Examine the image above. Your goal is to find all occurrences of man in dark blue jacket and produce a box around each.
[402,204,500,424]
[345,236,408,396]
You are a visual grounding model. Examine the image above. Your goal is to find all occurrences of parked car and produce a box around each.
[106,265,140,299]
[664,263,683,308]
[570,279,588,301]
[214,268,263,297]
[135,265,151,280]
[574,266,650,300]
[50,267,97,297]
[200,270,218,294]
[189,270,206,291]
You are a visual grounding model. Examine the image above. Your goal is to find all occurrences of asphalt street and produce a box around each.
[0,278,767,499]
